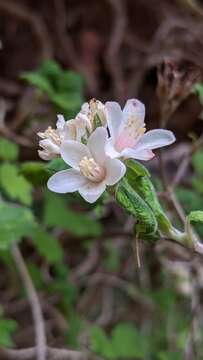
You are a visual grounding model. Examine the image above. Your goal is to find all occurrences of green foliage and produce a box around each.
[0,306,18,348]
[0,137,19,161]
[192,150,203,176]
[158,352,181,360]
[31,226,63,264]
[125,160,171,233]
[90,323,146,359]
[116,177,158,239]
[0,163,32,205]
[0,202,35,249]
[187,210,203,224]
[20,59,83,117]
[46,157,68,175]
[102,240,121,272]
[20,161,49,185]
[43,191,101,237]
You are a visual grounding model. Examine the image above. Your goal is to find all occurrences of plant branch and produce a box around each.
[11,244,47,360]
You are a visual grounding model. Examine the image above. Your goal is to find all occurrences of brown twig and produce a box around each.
[105,0,127,102]
[11,244,47,360]
[0,1,52,60]
[0,347,86,360]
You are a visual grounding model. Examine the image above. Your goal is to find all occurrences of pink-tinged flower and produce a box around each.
[47,127,126,203]
[37,115,69,160]
[105,99,176,160]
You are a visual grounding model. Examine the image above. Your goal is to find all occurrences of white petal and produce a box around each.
[87,127,108,164]
[105,101,123,140]
[134,129,176,151]
[61,140,91,170]
[56,114,66,130]
[105,138,121,159]
[39,139,60,154]
[47,169,85,193]
[121,148,155,160]
[38,150,55,161]
[79,181,106,203]
[105,158,126,185]
[123,99,145,124]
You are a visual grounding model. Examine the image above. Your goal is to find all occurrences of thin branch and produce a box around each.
[11,244,47,360]
[0,347,86,360]
[0,1,52,60]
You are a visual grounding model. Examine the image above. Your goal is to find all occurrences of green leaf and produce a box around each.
[50,92,82,113]
[125,159,150,178]
[0,317,18,348]
[116,178,158,238]
[90,323,147,359]
[187,210,203,224]
[158,351,181,360]
[43,192,102,237]
[20,72,53,95]
[0,137,19,161]
[31,226,63,264]
[0,202,35,249]
[20,161,49,185]
[46,158,68,175]
[0,163,32,205]
[57,71,83,93]
[111,323,146,358]
[192,176,203,194]
[90,326,115,359]
[192,82,203,105]
[192,150,203,176]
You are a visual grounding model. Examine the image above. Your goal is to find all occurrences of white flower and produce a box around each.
[81,98,107,129]
[37,115,69,160]
[105,99,176,160]
[63,99,107,144]
[47,127,126,203]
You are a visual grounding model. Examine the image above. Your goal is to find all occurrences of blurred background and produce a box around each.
[0,0,203,359]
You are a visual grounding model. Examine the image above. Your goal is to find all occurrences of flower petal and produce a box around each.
[39,139,60,154]
[79,181,106,203]
[56,114,65,130]
[87,127,108,164]
[105,101,123,140]
[47,169,85,193]
[123,99,145,125]
[105,138,121,159]
[61,140,91,170]
[105,158,126,185]
[121,148,155,160]
[134,129,176,151]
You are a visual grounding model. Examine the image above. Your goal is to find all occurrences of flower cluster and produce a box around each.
[38,99,175,203]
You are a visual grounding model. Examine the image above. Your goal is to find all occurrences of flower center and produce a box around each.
[115,116,146,151]
[79,156,105,182]
[44,126,61,146]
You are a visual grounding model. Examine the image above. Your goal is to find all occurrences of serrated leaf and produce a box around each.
[43,192,101,237]
[116,178,158,238]
[31,226,63,263]
[0,137,19,161]
[125,159,150,178]
[0,163,32,205]
[187,211,203,223]
[0,202,35,249]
